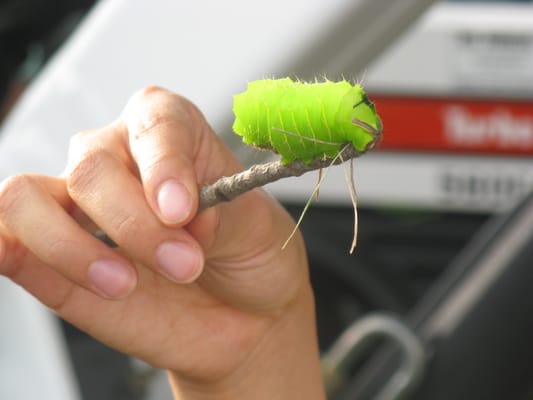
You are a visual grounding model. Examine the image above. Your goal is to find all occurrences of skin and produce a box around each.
[0,86,326,399]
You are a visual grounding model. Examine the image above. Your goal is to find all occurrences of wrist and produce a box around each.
[167,281,326,400]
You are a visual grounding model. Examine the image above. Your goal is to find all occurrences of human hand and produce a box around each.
[0,87,325,399]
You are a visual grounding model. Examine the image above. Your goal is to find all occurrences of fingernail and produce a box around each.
[88,260,136,298]
[156,241,202,283]
[157,179,191,224]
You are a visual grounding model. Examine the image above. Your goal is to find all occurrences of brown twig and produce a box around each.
[95,142,376,247]
[198,144,367,210]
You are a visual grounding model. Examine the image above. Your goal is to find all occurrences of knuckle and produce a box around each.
[66,130,98,173]
[135,85,167,99]
[131,112,174,142]
[111,212,142,240]
[139,152,178,180]
[124,86,199,140]
[67,129,98,155]
[65,149,109,196]
[46,237,76,265]
[0,174,34,217]
[125,86,168,119]
[128,85,179,108]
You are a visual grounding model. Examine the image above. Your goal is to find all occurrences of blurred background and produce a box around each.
[1,0,533,399]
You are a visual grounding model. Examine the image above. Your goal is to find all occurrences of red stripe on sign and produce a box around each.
[370,95,533,155]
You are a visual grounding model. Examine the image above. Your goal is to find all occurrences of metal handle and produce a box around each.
[321,312,426,400]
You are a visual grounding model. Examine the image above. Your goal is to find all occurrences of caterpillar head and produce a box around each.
[336,85,383,151]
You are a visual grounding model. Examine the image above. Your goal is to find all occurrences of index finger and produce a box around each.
[122,86,229,226]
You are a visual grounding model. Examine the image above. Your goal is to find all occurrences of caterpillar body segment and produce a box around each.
[232,78,382,164]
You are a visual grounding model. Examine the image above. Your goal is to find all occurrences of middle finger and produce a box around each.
[65,128,204,284]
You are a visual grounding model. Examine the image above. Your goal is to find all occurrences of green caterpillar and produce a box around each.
[232,77,382,164]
